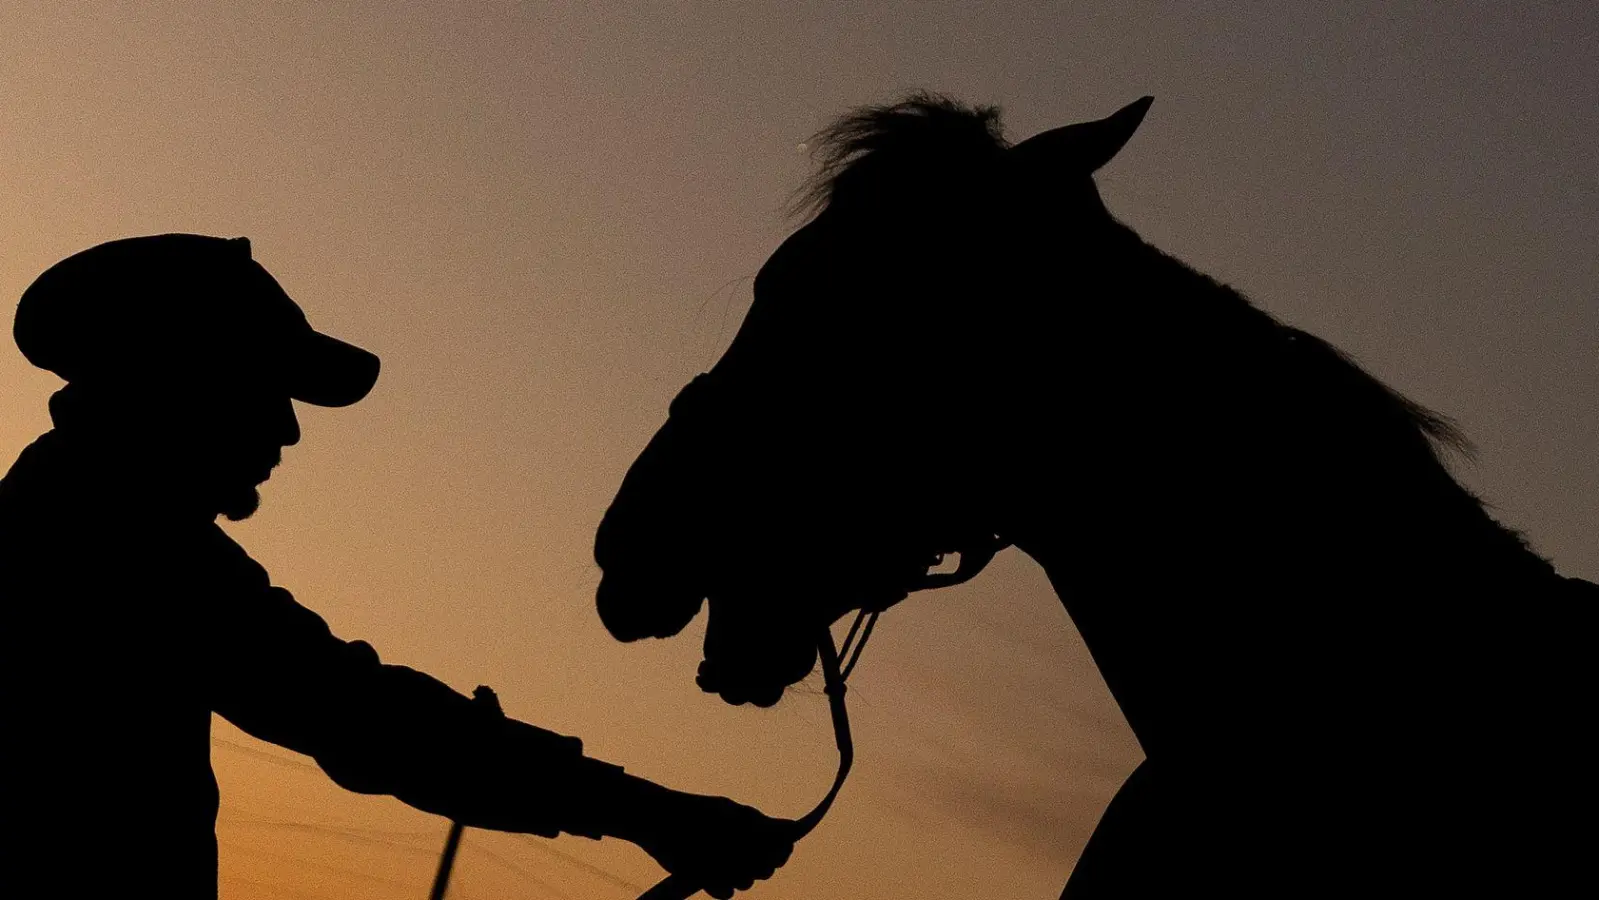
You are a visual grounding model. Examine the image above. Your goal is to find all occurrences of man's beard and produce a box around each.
[217,453,278,521]
[219,484,262,522]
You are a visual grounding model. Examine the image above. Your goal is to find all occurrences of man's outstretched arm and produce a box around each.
[204,543,790,897]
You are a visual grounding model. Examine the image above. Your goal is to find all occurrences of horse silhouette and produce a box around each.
[593,95,1596,896]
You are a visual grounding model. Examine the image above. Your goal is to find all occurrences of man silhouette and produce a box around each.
[0,234,792,899]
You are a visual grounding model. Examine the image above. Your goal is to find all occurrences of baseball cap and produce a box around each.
[14,234,379,407]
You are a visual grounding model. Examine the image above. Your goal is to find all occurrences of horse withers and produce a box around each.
[594,94,1595,896]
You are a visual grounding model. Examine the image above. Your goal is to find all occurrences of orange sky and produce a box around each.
[2,4,1594,899]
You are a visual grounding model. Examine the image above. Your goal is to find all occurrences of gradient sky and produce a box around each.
[3,3,1594,899]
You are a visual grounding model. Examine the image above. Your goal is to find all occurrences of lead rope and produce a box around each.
[637,609,877,900]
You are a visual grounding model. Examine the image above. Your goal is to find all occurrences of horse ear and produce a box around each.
[1010,96,1153,173]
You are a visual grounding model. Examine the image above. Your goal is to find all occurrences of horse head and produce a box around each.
[595,95,1152,707]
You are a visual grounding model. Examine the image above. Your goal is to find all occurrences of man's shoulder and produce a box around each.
[0,430,125,520]
[0,431,89,545]
[0,429,271,585]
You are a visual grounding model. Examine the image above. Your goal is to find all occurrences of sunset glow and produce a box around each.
[3,4,1593,899]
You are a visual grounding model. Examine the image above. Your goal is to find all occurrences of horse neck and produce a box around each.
[991,220,1556,603]
[980,228,1568,759]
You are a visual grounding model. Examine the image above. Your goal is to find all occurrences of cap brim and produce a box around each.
[287,330,381,407]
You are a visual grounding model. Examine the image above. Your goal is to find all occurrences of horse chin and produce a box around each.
[696,663,788,707]
[695,644,813,708]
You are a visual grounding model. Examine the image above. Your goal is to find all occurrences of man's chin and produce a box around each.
[220,487,262,522]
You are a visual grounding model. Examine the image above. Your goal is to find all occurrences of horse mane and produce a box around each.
[795,93,1475,469]
[792,92,1009,218]
[1278,325,1474,464]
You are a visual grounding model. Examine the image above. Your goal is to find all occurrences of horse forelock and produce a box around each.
[790,92,1010,220]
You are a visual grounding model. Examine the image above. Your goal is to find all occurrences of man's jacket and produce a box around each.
[0,427,613,898]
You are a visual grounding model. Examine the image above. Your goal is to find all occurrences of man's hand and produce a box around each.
[582,766,795,897]
[632,791,796,899]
